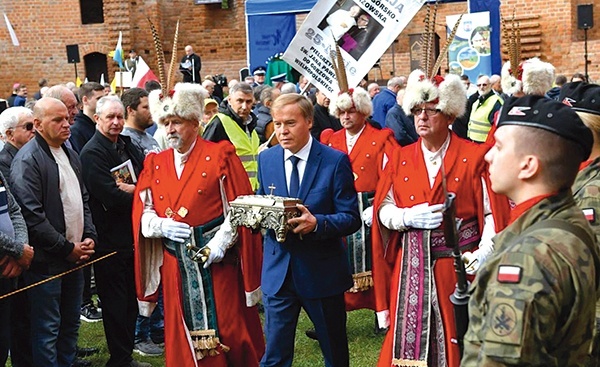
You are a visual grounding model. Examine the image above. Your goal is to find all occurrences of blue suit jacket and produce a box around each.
[257,141,361,299]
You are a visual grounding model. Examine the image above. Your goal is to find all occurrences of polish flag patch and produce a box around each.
[583,208,596,223]
[507,106,530,116]
[497,265,522,283]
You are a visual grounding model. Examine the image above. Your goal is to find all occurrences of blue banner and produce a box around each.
[248,14,297,73]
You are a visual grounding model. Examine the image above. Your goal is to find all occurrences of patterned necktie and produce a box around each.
[289,155,300,198]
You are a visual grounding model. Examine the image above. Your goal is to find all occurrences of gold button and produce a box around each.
[155,179,160,184]
[463,158,467,163]
[402,161,406,166]
[198,190,203,194]
[410,195,415,200]
[202,172,207,177]
[372,141,376,146]
[360,166,365,171]
[328,143,332,146]
[206,156,211,161]
[159,195,164,200]
[404,177,409,182]
[155,165,160,170]
[455,177,459,182]
[365,153,370,158]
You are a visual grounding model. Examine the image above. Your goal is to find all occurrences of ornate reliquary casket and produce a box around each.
[229,195,302,243]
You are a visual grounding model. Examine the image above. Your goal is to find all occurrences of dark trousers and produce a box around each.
[10,276,32,367]
[94,251,138,367]
[260,270,349,367]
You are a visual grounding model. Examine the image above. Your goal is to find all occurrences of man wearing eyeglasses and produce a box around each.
[372,71,509,367]
[0,107,35,182]
[467,75,503,143]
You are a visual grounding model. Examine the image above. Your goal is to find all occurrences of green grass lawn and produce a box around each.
[26,308,385,367]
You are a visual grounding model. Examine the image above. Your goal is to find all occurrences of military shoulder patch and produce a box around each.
[497,265,522,283]
[582,208,595,223]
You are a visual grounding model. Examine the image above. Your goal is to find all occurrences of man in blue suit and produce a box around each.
[257,93,361,367]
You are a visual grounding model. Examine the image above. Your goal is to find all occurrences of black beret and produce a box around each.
[498,94,593,159]
[558,81,600,115]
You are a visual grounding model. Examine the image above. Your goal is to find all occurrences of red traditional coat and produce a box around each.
[132,139,264,367]
[321,124,398,311]
[373,133,509,367]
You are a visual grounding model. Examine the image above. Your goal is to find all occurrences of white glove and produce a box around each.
[160,218,192,243]
[401,203,444,229]
[362,206,373,227]
[462,251,479,275]
[203,237,226,269]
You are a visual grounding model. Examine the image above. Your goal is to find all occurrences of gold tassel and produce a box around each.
[347,271,373,293]
[190,330,230,360]
[147,16,167,96]
[392,359,428,367]
[166,19,180,91]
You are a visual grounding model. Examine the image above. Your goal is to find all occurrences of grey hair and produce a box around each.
[0,107,33,136]
[96,95,124,116]
[229,82,253,96]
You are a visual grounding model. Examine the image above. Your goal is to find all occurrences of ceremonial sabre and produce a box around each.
[0,251,117,301]
[441,161,469,357]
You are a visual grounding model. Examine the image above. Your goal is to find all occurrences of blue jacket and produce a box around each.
[385,103,418,146]
[256,141,361,298]
[372,88,397,127]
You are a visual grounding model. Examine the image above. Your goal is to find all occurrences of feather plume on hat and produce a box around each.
[402,70,466,118]
[149,82,208,123]
[327,38,373,118]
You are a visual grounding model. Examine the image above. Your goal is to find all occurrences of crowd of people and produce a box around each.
[0,49,599,367]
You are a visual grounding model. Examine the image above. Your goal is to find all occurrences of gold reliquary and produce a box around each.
[229,194,302,243]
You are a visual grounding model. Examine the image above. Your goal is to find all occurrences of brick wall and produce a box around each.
[1,0,599,98]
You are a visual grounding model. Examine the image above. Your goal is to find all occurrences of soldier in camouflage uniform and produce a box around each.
[462,95,600,366]
[559,82,600,366]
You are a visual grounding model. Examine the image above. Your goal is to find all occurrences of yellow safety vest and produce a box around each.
[468,94,503,143]
[218,113,260,191]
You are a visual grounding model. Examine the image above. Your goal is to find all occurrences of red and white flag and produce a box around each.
[583,208,595,223]
[130,57,159,88]
[497,265,522,283]
[3,13,19,46]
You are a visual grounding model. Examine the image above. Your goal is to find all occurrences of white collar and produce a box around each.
[421,132,451,162]
[174,137,198,164]
[284,136,313,162]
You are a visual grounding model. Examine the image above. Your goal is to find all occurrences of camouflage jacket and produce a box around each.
[462,190,599,366]
[573,156,600,244]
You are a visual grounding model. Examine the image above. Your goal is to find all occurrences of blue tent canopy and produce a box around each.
[245,0,317,15]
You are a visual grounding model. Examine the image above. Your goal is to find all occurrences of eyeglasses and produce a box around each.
[411,108,440,117]
[15,122,34,131]
[477,83,489,87]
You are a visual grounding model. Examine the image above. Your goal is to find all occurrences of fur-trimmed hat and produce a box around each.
[149,82,207,123]
[329,87,372,118]
[402,70,466,118]
[501,57,555,97]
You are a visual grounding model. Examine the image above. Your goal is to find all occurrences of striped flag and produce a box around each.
[3,13,19,46]
[130,57,159,88]
[497,265,522,283]
[113,31,123,68]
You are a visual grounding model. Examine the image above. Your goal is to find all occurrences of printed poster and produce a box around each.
[446,12,492,81]
[283,0,426,99]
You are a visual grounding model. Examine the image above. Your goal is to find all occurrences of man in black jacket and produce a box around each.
[80,96,149,367]
[179,45,201,84]
[311,89,342,141]
[10,97,97,367]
